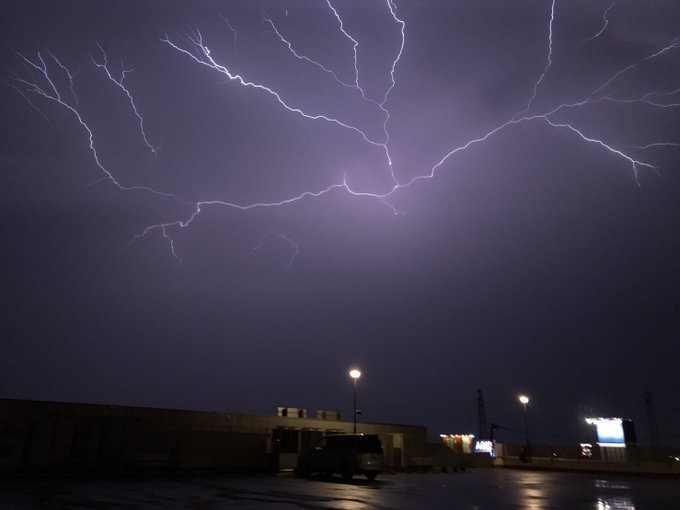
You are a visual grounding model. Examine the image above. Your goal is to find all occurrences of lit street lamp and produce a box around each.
[518,394,530,460]
[349,368,361,433]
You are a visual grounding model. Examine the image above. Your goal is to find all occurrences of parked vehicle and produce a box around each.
[297,433,384,480]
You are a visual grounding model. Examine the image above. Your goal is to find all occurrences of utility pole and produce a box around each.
[644,391,661,447]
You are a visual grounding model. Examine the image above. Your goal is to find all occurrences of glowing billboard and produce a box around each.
[585,417,636,447]
[474,440,496,456]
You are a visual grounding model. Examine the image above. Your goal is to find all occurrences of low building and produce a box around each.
[0,398,429,473]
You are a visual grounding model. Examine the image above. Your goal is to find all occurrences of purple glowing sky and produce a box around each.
[2,0,680,444]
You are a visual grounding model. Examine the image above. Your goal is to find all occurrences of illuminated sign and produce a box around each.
[474,440,495,455]
[585,417,635,447]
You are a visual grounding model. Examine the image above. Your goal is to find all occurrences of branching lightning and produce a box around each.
[10,51,181,201]
[585,39,680,102]
[326,0,363,98]
[3,77,52,125]
[253,232,300,270]
[261,8,356,91]
[160,27,394,171]
[90,42,159,158]
[8,1,679,264]
[515,0,556,118]
[219,12,239,55]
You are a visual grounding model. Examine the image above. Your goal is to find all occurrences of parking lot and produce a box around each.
[1,469,678,509]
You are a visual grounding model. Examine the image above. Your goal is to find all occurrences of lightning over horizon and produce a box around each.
[7,0,679,265]
[4,0,680,451]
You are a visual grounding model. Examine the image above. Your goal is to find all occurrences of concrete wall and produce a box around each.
[0,399,429,473]
[430,442,680,476]
[495,443,680,476]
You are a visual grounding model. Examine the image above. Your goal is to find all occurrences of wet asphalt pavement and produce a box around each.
[0,469,677,509]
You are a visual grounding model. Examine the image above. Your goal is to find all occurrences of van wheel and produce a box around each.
[365,472,377,481]
[341,464,353,480]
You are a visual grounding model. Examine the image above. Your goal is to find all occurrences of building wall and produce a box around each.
[0,399,429,473]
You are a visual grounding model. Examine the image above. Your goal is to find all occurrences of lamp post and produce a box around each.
[518,394,530,460]
[349,368,361,433]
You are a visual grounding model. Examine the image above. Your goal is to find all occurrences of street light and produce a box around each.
[349,369,361,433]
[518,395,530,460]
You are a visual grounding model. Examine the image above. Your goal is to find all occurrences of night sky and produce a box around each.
[2,1,679,445]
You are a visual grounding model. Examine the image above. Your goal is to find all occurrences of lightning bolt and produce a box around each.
[219,12,239,55]
[9,1,679,264]
[161,26,396,176]
[253,232,300,270]
[90,42,159,159]
[3,78,52,125]
[47,48,79,105]
[261,7,357,91]
[644,87,680,106]
[580,2,616,46]
[633,142,680,150]
[515,0,556,118]
[10,51,182,201]
[326,0,364,98]
[260,0,405,182]
[585,39,680,102]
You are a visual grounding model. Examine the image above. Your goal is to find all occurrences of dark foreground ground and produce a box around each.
[0,469,677,509]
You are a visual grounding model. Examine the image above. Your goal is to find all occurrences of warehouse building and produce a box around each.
[0,398,430,473]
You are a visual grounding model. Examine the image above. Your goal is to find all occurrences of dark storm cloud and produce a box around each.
[1,1,679,445]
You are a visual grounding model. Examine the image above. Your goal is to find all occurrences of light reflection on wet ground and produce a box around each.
[0,469,677,509]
